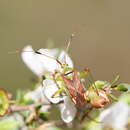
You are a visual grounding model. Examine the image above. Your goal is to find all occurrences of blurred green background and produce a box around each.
[0,0,130,93]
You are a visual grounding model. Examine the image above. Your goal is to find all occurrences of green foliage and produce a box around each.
[82,120,101,130]
[1,45,130,130]
[116,83,130,92]
[0,113,26,130]
[0,119,20,130]
[119,93,130,105]
[39,112,49,121]
[0,89,9,116]
[94,81,105,89]
[81,110,101,130]
[47,126,62,130]
[16,89,34,105]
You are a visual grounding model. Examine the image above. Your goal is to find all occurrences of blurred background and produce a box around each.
[0,0,130,93]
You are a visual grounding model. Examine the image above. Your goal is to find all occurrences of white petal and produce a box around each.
[43,79,64,104]
[21,45,45,76]
[36,48,60,72]
[59,97,77,123]
[22,46,73,75]
[58,51,73,68]
[38,48,59,57]
[24,85,50,104]
[99,101,130,129]
[24,86,51,112]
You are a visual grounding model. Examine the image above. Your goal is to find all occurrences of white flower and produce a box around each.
[21,45,76,123]
[21,45,73,76]
[43,78,77,123]
[99,101,130,130]
[59,97,77,123]
[43,79,64,104]
[24,85,51,112]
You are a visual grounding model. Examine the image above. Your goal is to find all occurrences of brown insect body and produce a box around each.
[61,70,86,107]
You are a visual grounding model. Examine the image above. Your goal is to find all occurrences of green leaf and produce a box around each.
[94,81,105,89]
[119,94,130,105]
[39,112,49,121]
[16,89,34,105]
[47,127,61,130]
[82,117,101,130]
[16,90,26,104]
[0,119,20,130]
[0,113,26,130]
[116,83,130,92]
[0,89,9,116]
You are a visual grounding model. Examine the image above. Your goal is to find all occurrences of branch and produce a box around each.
[9,101,64,112]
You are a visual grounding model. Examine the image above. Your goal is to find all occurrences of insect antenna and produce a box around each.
[64,33,75,64]
[35,51,63,68]
[9,49,64,68]
[8,50,34,54]
[66,33,75,53]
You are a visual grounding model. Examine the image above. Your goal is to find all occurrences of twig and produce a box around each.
[10,101,64,112]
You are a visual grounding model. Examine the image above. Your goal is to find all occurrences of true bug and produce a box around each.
[61,70,87,107]
[35,50,111,122]
[33,34,111,110]
[10,34,118,122]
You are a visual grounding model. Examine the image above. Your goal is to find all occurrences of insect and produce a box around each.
[61,70,87,107]
[34,34,111,110]
[10,34,119,122]
[34,34,90,106]
[36,50,112,123]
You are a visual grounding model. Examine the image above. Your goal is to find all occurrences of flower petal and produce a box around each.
[36,48,60,72]
[36,49,73,73]
[24,85,51,112]
[22,46,73,75]
[59,97,77,123]
[99,101,130,129]
[24,85,50,104]
[21,45,45,76]
[43,79,64,104]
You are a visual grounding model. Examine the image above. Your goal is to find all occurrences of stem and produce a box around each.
[10,101,64,112]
